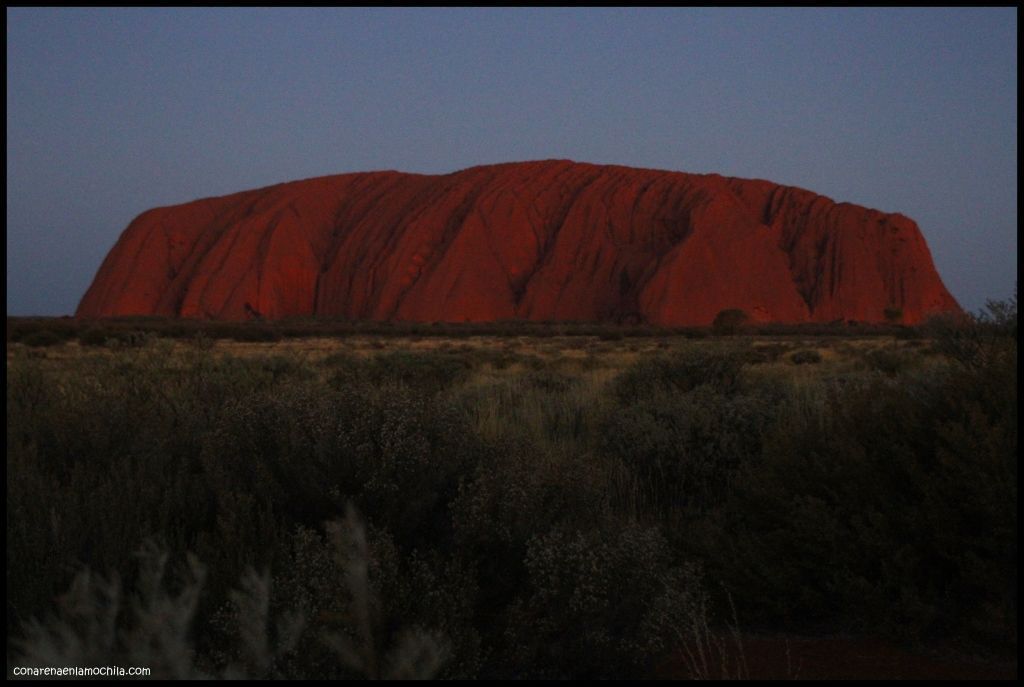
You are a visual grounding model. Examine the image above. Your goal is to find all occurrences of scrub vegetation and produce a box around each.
[6,297,1017,678]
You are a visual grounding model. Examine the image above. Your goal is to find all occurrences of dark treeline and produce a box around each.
[5,297,1016,678]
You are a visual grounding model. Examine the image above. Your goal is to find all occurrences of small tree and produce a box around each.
[977,283,1017,335]
[712,309,749,335]
[925,285,1017,369]
[883,306,903,324]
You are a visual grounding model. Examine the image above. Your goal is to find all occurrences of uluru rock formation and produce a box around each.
[77,160,961,325]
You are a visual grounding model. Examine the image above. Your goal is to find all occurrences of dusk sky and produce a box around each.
[6,7,1017,316]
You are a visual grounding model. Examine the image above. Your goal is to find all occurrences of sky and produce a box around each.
[6,7,1017,316]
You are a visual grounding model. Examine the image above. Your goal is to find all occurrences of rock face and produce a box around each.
[77,160,960,325]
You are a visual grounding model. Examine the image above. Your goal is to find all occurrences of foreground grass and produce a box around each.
[6,314,1017,678]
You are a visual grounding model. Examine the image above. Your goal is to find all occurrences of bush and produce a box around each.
[611,345,747,402]
[926,290,1017,370]
[79,327,114,346]
[861,347,913,375]
[703,356,1016,646]
[452,440,606,555]
[747,342,792,364]
[600,386,776,516]
[884,306,904,323]
[712,309,749,335]
[20,329,63,347]
[329,350,472,395]
[230,326,282,343]
[789,349,822,365]
[504,522,703,678]
[8,318,78,343]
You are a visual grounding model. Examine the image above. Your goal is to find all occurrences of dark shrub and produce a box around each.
[712,308,749,335]
[598,330,624,341]
[120,329,154,347]
[360,532,482,678]
[252,354,314,383]
[189,331,216,351]
[864,350,905,376]
[79,327,113,346]
[202,380,476,554]
[372,350,472,391]
[705,354,1016,646]
[926,291,1017,370]
[230,325,282,342]
[611,345,747,402]
[884,306,904,323]
[861,346,913,375]
[789,349,822,365]
[20,329,63,347]
[452,440,606,555]
[600,386,776,516]
[746,342,791,363]
[504,522,702,678]
[8,318,78,343]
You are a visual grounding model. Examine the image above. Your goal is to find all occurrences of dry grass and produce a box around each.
[8,332,927,382]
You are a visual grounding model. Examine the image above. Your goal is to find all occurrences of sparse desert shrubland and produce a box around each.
[6,304,1017,678]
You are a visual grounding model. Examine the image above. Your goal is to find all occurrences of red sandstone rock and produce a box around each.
[76,160,961,325]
